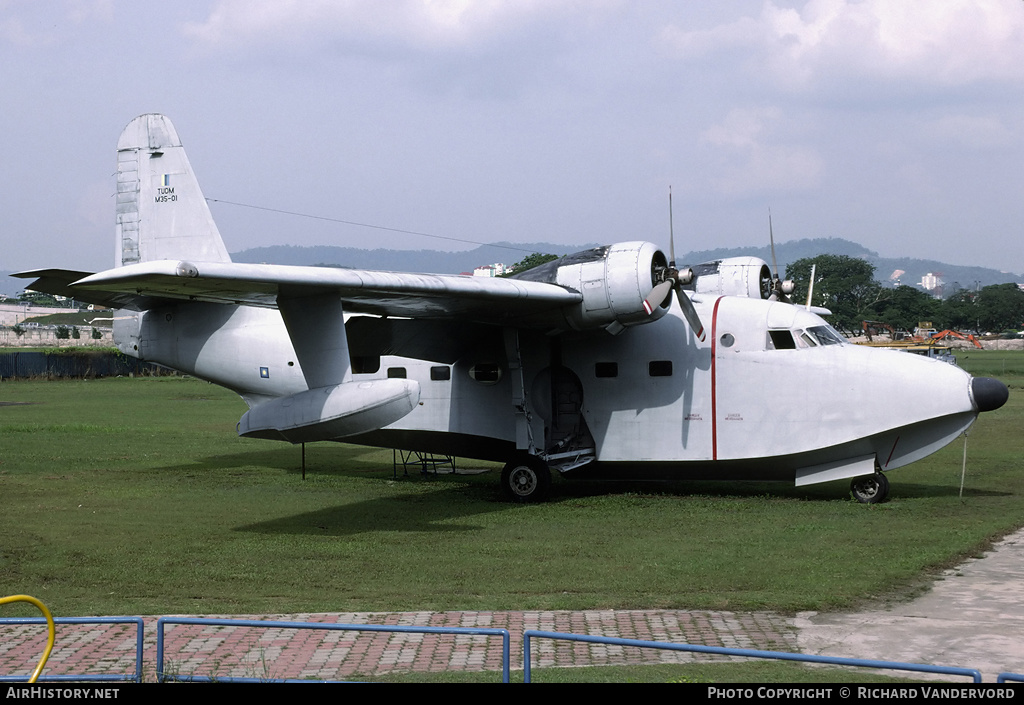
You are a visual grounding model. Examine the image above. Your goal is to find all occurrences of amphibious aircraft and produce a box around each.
[16,114,1009,504]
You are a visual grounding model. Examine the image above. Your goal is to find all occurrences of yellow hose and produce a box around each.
[1,595,55,683]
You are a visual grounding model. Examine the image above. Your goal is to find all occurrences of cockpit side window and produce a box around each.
[767,329,797,350]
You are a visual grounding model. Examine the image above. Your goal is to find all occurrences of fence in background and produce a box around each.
[0,351,166,379]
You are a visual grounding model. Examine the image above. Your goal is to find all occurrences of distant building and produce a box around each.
[919,272,943,295]
[473,263,508,277]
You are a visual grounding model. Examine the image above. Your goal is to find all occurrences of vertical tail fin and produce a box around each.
[116,114,231,266]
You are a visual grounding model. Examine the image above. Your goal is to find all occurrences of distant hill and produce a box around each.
[231,241,598,275]
[232,237,1024,292]
[682,237,879,269]
[4,237,1020,299]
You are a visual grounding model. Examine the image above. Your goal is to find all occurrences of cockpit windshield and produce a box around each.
[767,324,846,350]
[804,325,845,346]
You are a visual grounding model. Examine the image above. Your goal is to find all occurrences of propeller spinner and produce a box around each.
[643,189,705,342]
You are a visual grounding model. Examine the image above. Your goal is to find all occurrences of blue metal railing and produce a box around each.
[156,617,511,683]
[522,630,983,683]
[0,617,145,683]
[3,616,1016,683]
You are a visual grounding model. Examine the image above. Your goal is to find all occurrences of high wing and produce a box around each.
[15,260,583,325]
[13,114,778,339]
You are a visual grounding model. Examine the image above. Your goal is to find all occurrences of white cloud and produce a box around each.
[700,107,823,196]
[0,16,39,47]
[660,0,1024,91]
[183,0,617,55]
[923,114,1016,151]
[0,0,111,47]
[702,107,779,150]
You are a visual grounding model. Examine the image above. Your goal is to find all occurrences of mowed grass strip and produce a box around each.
[1,354,1022,618]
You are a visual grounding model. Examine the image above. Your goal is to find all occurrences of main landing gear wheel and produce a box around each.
[850,473,890,504]
[500,455,551,503]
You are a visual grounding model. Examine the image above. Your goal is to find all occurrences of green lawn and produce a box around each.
[1,352,1022,620]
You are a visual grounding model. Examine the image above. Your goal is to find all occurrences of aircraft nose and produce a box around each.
[970,376,1009,413]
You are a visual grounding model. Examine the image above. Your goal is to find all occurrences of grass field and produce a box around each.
[1,350,1022,620]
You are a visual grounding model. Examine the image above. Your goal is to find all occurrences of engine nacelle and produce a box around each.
[238,378,420,443]
[512,241,669,334]
[687,256,772,300]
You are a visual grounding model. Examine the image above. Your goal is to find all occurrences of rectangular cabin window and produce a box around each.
[430,366,451,381]
[767,330,797,350]
[469,362,502,383]
[595,362,618,378]
[387,367,407,379]
[649,360,673,377]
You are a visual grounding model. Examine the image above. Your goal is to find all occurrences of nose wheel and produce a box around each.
[850,472,890,504]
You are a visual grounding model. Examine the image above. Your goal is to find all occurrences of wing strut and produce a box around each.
[277,290,351,388]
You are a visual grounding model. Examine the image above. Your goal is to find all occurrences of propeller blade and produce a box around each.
[768,209,779,279]
[662,187,704,340]
[674,287,705,341]
[767,209,791,303]
[643,279,674,315]
[668,186,676,266]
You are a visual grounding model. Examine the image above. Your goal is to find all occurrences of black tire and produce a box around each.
[850,473,890,504]
[500,455,551,503]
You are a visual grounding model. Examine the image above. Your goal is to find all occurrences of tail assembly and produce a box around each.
[116,114,231,266]
[111,114,231,362]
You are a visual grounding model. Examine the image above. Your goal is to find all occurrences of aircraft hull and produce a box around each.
[115,297,987,489]
[17,114,1007,501]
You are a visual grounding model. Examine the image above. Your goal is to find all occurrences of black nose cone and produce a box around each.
[971,377,1009,412]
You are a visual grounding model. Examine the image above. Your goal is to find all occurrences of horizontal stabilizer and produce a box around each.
[238,379,420,443]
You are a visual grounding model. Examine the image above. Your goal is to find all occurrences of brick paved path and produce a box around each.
[1,610,797,682]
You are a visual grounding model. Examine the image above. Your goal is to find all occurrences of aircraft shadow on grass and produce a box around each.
[233,494,496,537]
[152,449,1012,538]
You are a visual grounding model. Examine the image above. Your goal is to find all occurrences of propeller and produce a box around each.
[767,210,796,303]
[643,188,705,341]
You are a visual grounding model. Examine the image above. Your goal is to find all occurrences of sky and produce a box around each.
[3,0,1024,276]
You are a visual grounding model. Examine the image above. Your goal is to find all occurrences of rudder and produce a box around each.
[116,114,231,266]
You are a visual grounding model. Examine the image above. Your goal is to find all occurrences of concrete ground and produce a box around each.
[797,527,1024,682]
[2,528,1022,682]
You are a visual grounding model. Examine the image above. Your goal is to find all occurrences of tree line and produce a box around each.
[786,255,1024,336]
